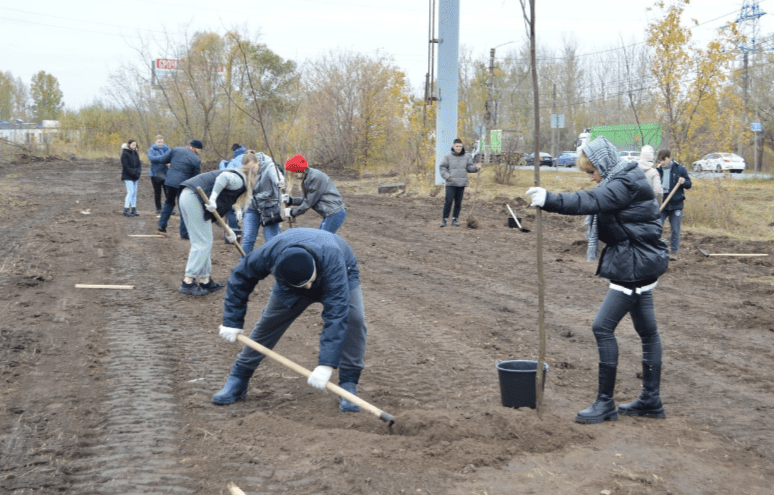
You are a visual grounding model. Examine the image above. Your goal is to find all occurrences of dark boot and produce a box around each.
[576,364,618,424]
[212,364,254,405]
[123,208,131,217]
[619,362,666,418]
[131,207,139,217]
[451,217,460,227]
[338,370,361,413]
[439,218,447,227]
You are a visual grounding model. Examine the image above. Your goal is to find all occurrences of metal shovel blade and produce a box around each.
[697,247,710,257]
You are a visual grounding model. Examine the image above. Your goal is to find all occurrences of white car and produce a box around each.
[619,150,640,162]
[691,153,746,173]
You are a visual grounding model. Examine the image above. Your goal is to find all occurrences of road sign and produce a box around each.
[551,114,565,129]
[475,124,484,137]
[751,123,762,132]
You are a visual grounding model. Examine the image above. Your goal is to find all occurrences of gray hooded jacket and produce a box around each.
[289,167,345,218]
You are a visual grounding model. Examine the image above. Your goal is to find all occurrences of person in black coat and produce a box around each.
[155,139,204,239]
[527,136,669,424]
[120,139,142,217]
[656,149,692,259]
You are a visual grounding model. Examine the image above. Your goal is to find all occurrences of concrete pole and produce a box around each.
[434,0,460,185]
[483,48,495,164]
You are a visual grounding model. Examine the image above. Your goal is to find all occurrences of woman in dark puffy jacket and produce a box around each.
[526,136,669,425]
[120,139,142,217]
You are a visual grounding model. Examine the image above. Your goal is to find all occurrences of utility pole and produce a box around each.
[433,0,460,185]
[484,48,496,163]
[551,81,557,159]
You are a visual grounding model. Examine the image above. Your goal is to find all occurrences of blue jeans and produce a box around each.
[240,208,281,256]
[235,284,367,373]
[592,287,662,367]
[319,209,346,233]
[659,209,682,254]
[123,180,138,208]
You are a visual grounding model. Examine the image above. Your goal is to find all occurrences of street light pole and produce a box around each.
[483,41,514,164]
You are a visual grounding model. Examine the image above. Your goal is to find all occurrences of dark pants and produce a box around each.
[158,185,188,239]
[592,287,662,367]
[442,185,465,219]
[151,176,166,211]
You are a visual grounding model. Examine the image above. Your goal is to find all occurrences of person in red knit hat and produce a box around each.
[283,154,347,233]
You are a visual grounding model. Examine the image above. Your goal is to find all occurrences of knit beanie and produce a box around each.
[189,139,204,150]
[274,248,315,287]
[285,154,308,172]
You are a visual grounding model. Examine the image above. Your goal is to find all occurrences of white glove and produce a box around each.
[225,228,237,244]
[526,187,547,208]
[219,325,243,343]
[205,198,217,212]
[284,207,293,218]
[307,365,333,391]
[235,209,243,222]
[281,194,290,204]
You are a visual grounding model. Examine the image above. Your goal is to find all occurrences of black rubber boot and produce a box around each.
[576,364,618,424]
[338,369,361,413]
[212,364,254,405]
[131,207,139,217]
[619,362,666,418]
[123,208,131,217]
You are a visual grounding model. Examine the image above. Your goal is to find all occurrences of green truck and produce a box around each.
[575,124,663,153]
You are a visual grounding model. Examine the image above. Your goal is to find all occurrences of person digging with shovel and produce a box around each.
[526,136,669,424]
[212,228,367,414]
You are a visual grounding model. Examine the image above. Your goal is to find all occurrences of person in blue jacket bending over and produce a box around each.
[213,228,368,414]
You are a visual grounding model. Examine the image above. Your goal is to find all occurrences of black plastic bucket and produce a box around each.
[507,217,523,228]
[496,360,549,409]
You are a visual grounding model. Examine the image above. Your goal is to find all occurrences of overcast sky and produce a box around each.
[1,0,771,111]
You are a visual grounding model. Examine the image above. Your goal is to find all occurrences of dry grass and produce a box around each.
[342,165,774,241]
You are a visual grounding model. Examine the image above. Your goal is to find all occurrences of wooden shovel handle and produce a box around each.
[196,187,247,257]
[505,204,524,229]
[660,183,681,211]
[235,333,394,425]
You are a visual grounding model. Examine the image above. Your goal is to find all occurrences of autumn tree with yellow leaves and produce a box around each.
[646,0,749,162]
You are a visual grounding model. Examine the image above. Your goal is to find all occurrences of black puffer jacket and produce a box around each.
[542,162,669,282]
[120,144,142,181]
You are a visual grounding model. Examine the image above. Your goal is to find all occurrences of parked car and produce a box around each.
[554,151,579,168]
[619,150,641,162]
[691,153,746,173]
[524,152,553,166]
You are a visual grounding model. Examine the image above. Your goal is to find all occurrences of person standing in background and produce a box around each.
[120,139,142,217]
[656,150,691,261]
[147,135,170,214]
[438,138,481,227]
[156,139,204,239]
[637,145,662,206]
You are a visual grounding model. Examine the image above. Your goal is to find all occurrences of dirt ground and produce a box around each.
[1,156,773,495]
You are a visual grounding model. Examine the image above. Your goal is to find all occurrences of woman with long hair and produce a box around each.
[175,159,261,296]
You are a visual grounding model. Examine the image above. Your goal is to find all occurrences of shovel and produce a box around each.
[506,204,531,232]
[196,187,247,257]
[660,182,681,211]
[234,333,395,427]
[697,247,768,257]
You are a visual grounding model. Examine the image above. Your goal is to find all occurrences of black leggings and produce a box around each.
[442,185,465,219]
[592,287,662,367]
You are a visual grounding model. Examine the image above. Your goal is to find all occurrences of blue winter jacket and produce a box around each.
[222,228,361,368]
[218,146,247,170]
[147,143,170,177]
[542,162,669,282]
[155,146,201,188]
